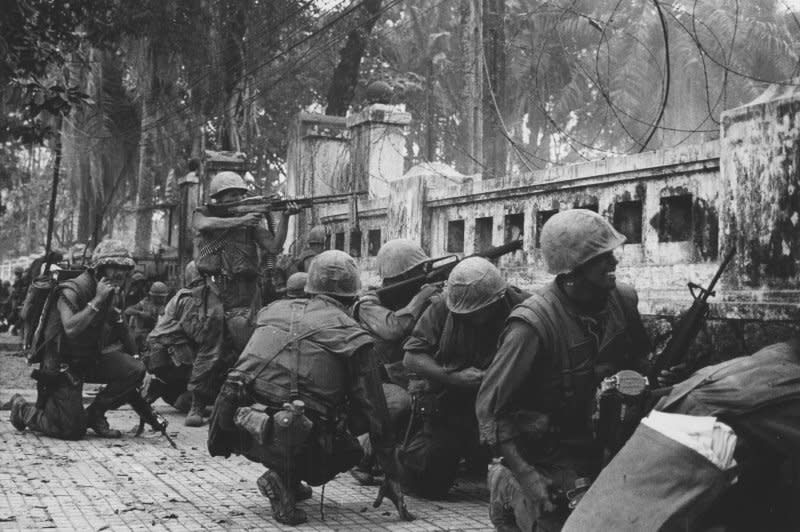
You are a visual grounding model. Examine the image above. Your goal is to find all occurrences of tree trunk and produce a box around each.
[482,0,506,179]
[459,0,483,175]
[325,0,383,116]
[135,96,156,256]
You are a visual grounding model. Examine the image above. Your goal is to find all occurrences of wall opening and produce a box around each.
[367,229,381,257]
[575,201,598,212]
[475,217,494,253]
[349,230,362,257]
[447,220,465,253]
[613,200,643,244]
[325,232,331,250]
[505,213,524,243]
[536,209,558,247]
[658,195,693,242]
[334,232,345,251]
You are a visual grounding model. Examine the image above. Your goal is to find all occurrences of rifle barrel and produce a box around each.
[705,247,736,294]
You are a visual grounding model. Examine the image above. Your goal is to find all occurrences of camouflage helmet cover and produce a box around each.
[306,250,361,297]
[148,281,169,296]
[445,257,507,314]
[307,225,327,246]
[208,171,248,198]
[286,272,309,297]
[91,239,135,269]
[540,209,625,275]
[376,239,428,279]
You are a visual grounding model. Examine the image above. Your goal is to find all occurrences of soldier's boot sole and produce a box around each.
[9,394,27,431]
[256,471,307,526]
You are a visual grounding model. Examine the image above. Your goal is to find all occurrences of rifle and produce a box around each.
[207,191,367,216]
[647,246,736,385]
[130,392,177,449]
[594,247,737,465]
[375,239,524,306]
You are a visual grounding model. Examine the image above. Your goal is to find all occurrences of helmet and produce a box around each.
[184,261,200,286]
[306,250,361,297]
[148,281,169,296]
[445,257,506,314]
[208,171,248,199]
[130,271,146,283]
[376,239,428,279]
[307,225,326,246]
[286,272,308,297]
[13,266,24,275]
[540,209,625,275]
[91,239,135,269]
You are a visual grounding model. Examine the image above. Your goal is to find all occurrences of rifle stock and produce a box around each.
[647,247,736,384]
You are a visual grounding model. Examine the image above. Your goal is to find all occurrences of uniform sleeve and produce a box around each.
[402,296,448,356]
[476,319,549,446]
[347,344,398,476]
[357,289,434,342]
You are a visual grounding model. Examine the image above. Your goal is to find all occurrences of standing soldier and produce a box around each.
[124,271,149,308]
[189,171,298,426]
[399,257,529,498]
[208,250,413,526]
[292,225,327,274]
[125,281,169,353]
[350,239,440,484]
[476,209,685,531]
[9,239,152,440]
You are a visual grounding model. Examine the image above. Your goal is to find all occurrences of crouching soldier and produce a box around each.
[125,280,169,353]
[9,240,156,440]
[400,257,529,498]
[142,262,206,414]
[208,250,413,526]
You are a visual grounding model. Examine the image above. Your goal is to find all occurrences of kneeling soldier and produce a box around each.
[208,250,413,526]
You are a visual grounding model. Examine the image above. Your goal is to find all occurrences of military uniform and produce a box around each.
[208,294,399,524]
[125,296,165,353]
[477,281,651,531]
[399,286,529,498]
[12,270,145,440]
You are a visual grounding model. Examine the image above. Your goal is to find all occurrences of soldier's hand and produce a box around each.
[96,278,116,302]
[373,478,415,521]
[240,212,262,227]
[516,466,555,514]
[450,366,485,389]
[284,200,300,216]
[657,362,689,387]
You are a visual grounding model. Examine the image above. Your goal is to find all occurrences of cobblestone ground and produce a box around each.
[0,390,493,531]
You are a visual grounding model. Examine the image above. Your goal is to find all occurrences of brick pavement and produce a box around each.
[0,398,493,531]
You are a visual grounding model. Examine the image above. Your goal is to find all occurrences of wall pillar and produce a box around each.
[346,103,411,199]
[285,112,349,253]
[720,83,800,289]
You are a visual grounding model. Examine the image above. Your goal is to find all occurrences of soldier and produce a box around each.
[9,239,153,440]
[475,209,680,531]
[208,250,413,526]
[350,239,440,485]
[284,272,308,298]
[143,262,207,415]
[125,281,169,353]
[399,257,529,498]
[8,266,28,335]
[292,225,327,274]
[190,171,298,426]
[124,271,148,308]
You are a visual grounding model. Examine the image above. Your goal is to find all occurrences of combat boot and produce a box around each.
[295,482,312,502]
[86,406,122,438]
[257,470,307,525]
[184,394,206,427]
[9,394,28,431]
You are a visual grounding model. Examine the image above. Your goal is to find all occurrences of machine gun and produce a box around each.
[595,247,737,464]
[375,239,523,308]
[206,191,367,216]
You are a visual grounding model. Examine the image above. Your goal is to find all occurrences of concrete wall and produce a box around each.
[293,83,800,361]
